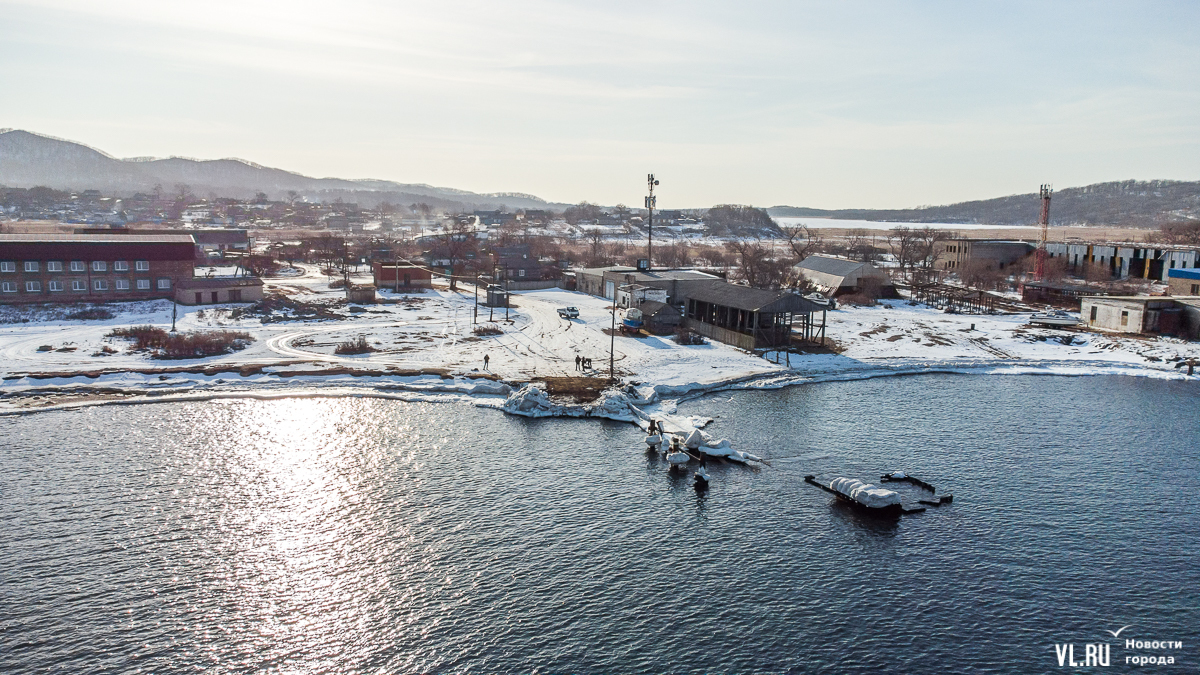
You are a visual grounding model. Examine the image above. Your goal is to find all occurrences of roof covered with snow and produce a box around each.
[794,255,870,277]
[0,233,196,244]
[687,281,820,313]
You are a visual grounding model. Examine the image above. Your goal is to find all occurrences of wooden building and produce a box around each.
[683,282,824,350]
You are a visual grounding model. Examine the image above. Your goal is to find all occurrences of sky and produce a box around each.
[2,0,1198,209]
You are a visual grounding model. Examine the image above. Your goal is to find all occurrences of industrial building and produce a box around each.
[1045,242,1200,281]
[936,240,1035,273]
[0,233,196,304]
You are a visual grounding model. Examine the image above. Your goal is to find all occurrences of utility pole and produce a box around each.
[645,173,659,270]
[609,304,616,383]
[1034,184,1052,281]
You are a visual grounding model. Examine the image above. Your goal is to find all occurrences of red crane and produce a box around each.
[1034,184,1052,281]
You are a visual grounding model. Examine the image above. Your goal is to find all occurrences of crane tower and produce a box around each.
[1034,184,1052,281]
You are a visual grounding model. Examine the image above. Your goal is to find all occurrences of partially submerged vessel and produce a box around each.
[805,475,905,516]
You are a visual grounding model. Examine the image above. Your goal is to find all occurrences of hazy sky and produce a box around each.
[2,0,1198,209]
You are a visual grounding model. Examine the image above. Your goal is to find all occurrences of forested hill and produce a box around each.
[768,180,1200,227]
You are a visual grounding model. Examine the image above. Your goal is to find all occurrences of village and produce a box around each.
[2,195,1200,415]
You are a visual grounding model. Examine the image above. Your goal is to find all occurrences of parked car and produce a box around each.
[557,306,580,319]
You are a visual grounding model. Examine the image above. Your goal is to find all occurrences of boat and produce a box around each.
[1029,310,1079,327]
[805,475,904,516]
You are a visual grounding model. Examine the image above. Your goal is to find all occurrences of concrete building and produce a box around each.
[1167,268,1200,296]
[1045,242,1200,281]
[936,240,1035,273]
[601,269,721,306]
[1080,296,1187,335]
[683,281,824,350]
[574,266,636,298]
[794,255,894,296]
[175,276,264,305]
[0,233,195,304]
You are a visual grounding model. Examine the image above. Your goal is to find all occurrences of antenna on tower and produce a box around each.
[644,174,659,270]
[1034,184,1053,281]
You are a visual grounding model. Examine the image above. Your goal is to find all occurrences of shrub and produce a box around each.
[329,279,349,289]
[472,323,503,336]
[66,308,116,320]
[107,325,254,359]
[335,335,375,354]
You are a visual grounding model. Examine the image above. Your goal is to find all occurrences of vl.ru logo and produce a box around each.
[1055,642,1111,668]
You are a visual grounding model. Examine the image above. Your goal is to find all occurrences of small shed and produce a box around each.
[175,276,264,305]
[637,300,682,334]
[794,255,894,297]
[1168,268,1200,297]
[346,283,377,304]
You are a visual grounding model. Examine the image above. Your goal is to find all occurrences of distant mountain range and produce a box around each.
[3,129,1197,226]
[767,180,1200,227]
[0,129,560,210]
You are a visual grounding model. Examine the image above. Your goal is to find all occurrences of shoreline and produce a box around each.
[2,355,1193,418]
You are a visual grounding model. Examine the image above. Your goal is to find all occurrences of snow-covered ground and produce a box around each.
[1,263,1197,417]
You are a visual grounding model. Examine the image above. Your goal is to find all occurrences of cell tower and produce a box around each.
[1034,184,1052,281]
[644,174,659,270]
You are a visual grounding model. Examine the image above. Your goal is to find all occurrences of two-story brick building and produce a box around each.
[0,233,196,304]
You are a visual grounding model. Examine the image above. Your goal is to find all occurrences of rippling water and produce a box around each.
[2,375,1197,673]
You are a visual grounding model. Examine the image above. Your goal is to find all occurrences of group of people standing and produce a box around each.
[574,355,594,371]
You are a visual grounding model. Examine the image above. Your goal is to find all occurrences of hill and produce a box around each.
[768,180,1200,227]
[0,129,558,210]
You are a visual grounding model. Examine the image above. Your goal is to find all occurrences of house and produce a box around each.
[794,255,895,297]
[937,240,1034,273]
[683,281,825,350]
[1080,296,1191,336]
[372,262,433,290]
[0,233,196,304]
[1167,268,1200,296]
[175,276,264,305]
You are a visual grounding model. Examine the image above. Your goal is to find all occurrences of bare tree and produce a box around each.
[584,229,607,266]
[782,224,823,261]
[886,226,919,279]
[729,238,790,289]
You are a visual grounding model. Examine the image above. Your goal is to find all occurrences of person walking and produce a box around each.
[575,355,581,371]
[483,353,490,371]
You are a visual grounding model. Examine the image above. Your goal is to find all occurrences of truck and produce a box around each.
[557,306,580,319]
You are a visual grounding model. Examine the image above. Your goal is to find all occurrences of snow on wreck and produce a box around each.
[805,476,904,516]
